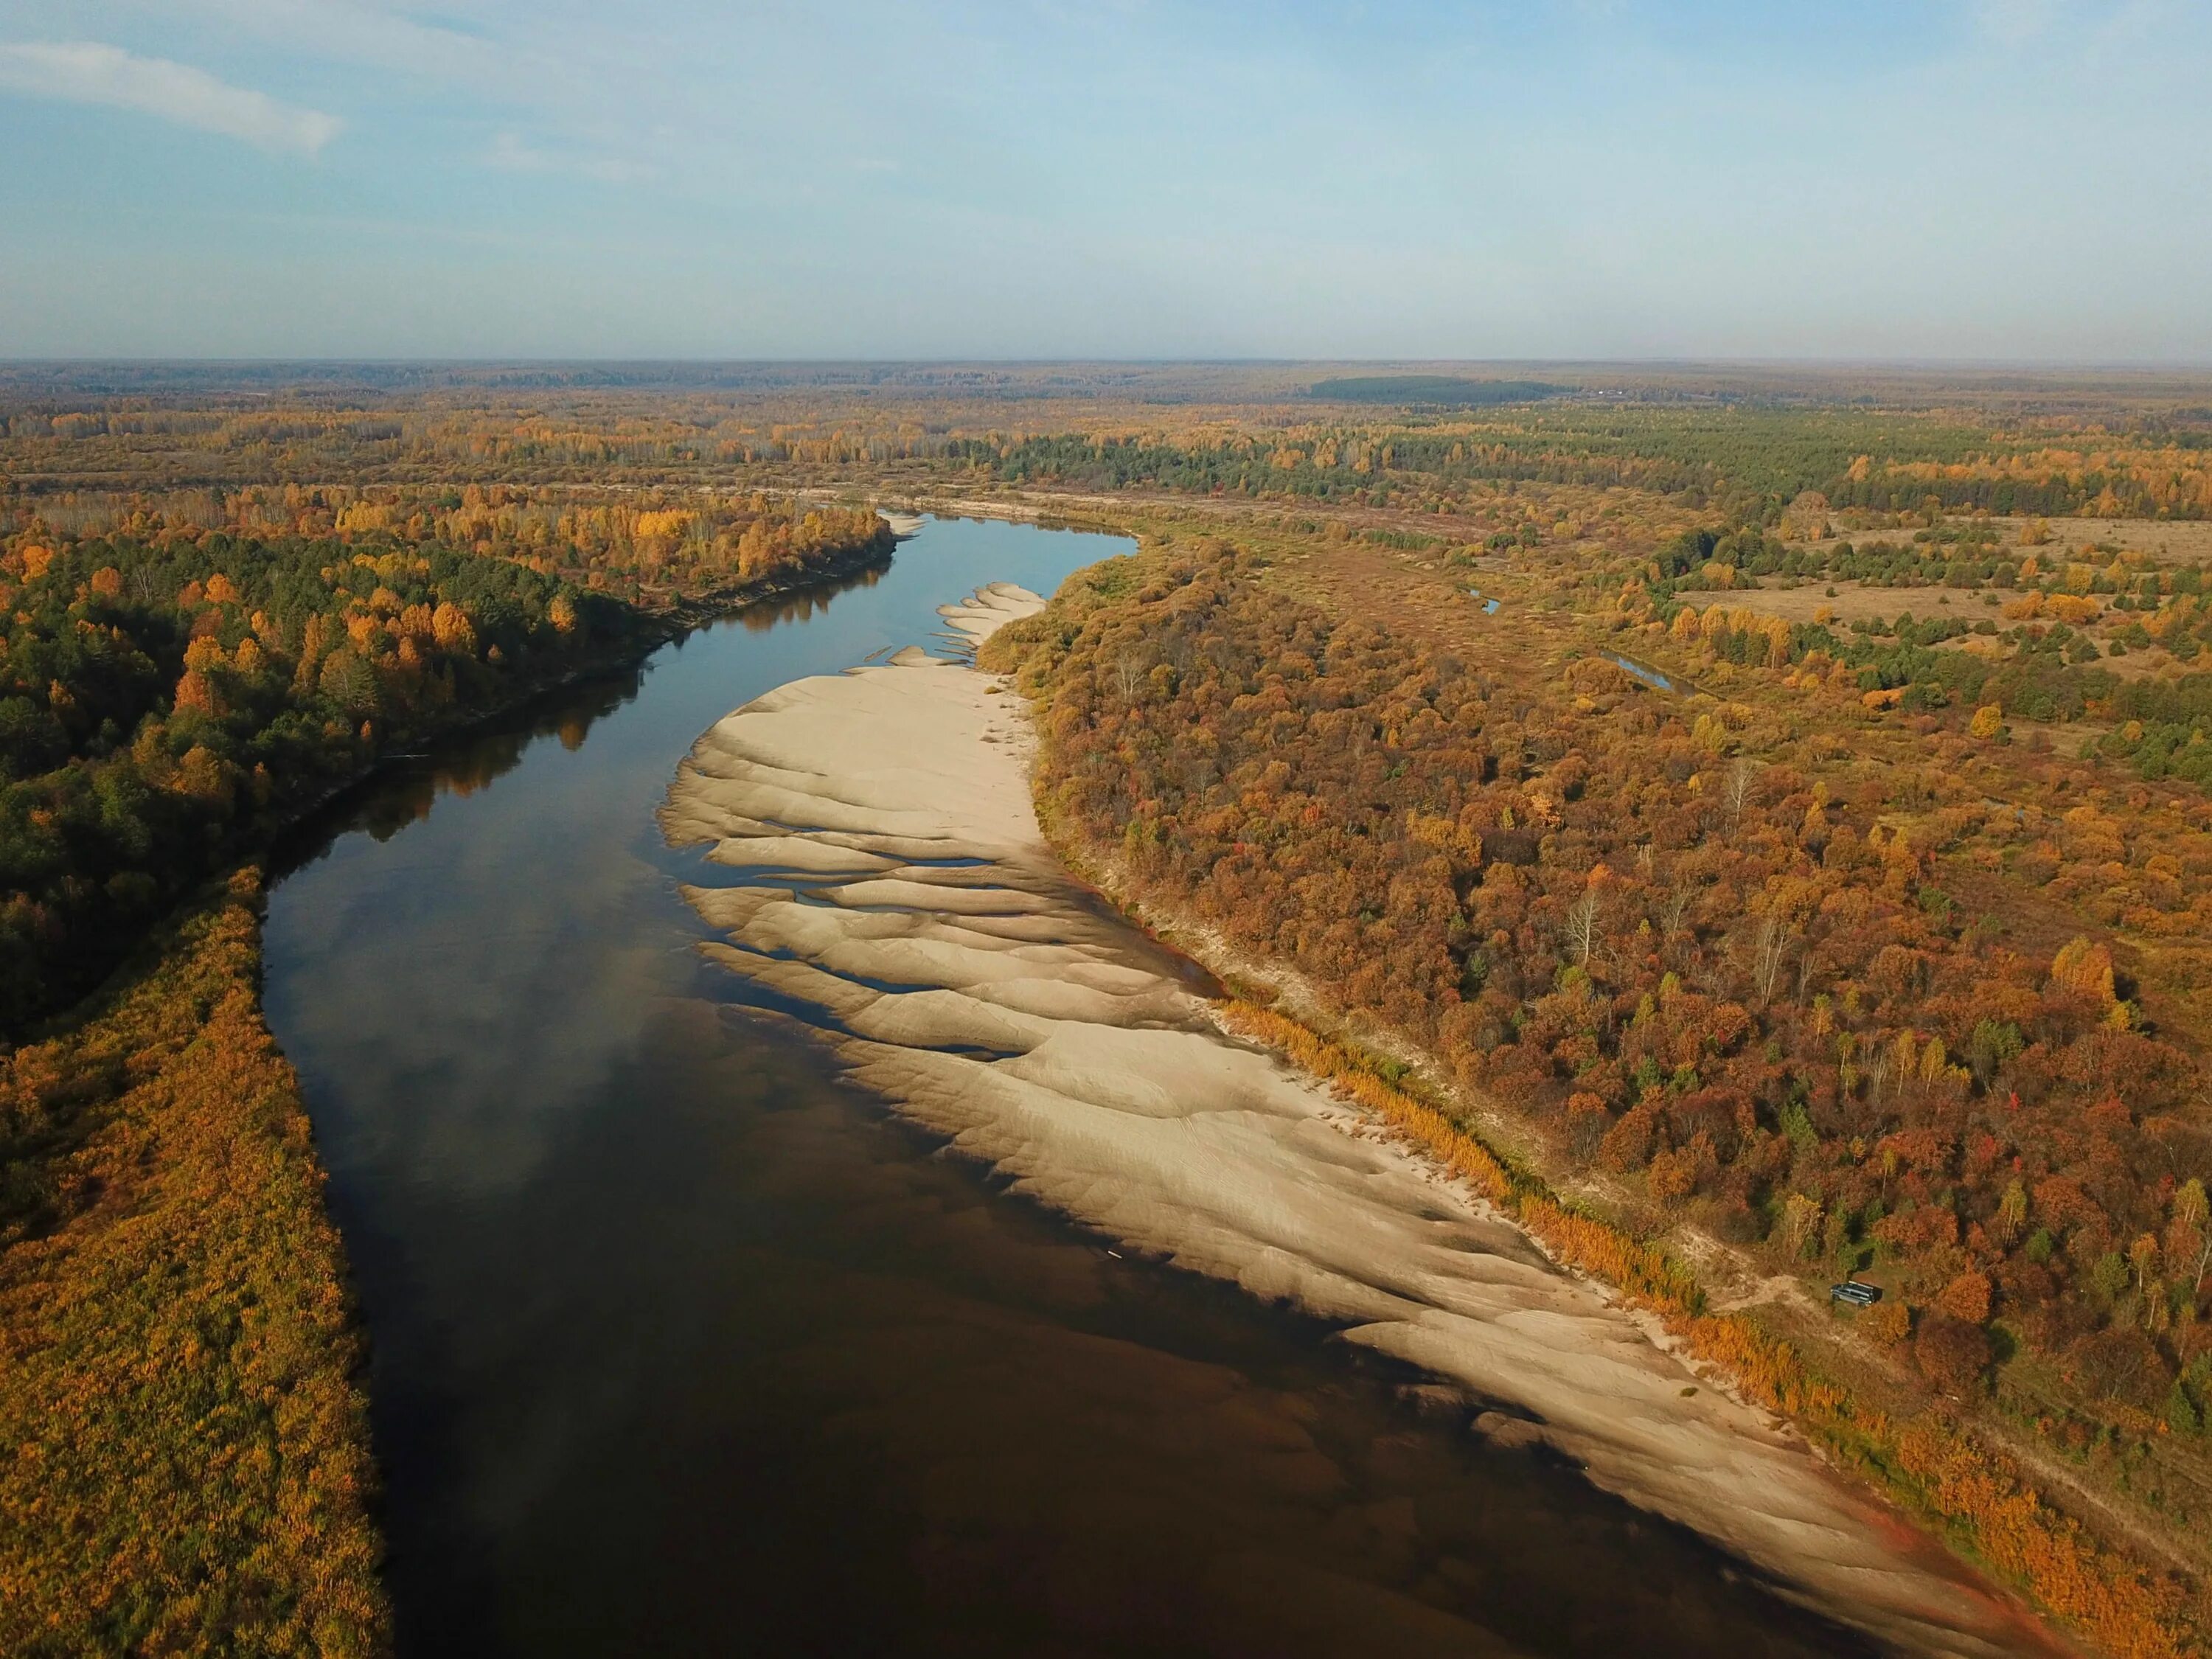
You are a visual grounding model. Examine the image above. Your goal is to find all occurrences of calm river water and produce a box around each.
[264,517,1872,1658]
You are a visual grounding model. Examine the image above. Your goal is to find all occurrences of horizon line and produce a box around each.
[6,355,2212,372]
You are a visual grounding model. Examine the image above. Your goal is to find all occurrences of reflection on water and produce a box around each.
[274,562,900,869]
[263,518,1870,1658]
[1608,653,1689,695]
[734,563,888,632]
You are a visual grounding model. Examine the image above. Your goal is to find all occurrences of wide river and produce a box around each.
[265,516,1874,1658]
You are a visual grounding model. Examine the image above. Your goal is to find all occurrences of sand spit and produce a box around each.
[659,588,2059,1659]
[936,580,1044,653]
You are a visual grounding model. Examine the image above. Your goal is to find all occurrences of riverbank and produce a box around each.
[661,584,2057,1658]
[0,873,387,1657]
[268,535,897,857]
[976,539,2207,1659]
[646,531,894,630]
[0,524,899,1653]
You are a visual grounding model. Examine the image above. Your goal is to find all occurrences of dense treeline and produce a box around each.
[1,400,959,481]
[0,521,605,1034]
[946,413,2212,524]
[0,874,386,1656]
[22,485,893,604]
[987,546,2212,1439]
[950,428,1741,505]
[1222,998,2190,1659]
[1832,447,2212,521]
[1308,375,1565,406]
[10,382,2208,540]
[0,494,891,1036]
[297,488,891,603]
[1652,521,2208,602]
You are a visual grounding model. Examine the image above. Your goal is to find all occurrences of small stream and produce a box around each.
[263,516,1871,1658]
[1608,652,1696,695]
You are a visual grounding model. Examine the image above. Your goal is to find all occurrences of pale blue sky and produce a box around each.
[1,1,2207,361]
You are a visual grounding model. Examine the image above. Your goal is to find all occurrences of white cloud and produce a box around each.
[180,0,490,77]
[486,130,650,185]
[0,40,339,153]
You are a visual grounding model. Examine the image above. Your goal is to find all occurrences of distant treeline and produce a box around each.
[7,383,2208,523]
[1309,375,1565,406]
[946,414,2212,522]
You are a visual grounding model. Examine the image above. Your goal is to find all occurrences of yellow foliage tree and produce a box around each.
[2048,937,2116,1006]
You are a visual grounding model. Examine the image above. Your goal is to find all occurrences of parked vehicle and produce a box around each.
[1829,1280,1882,1308]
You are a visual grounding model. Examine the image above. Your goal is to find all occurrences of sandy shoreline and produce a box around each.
[659,585,2060,1659]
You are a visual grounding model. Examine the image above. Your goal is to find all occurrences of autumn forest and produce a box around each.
[8,362,2212,1657]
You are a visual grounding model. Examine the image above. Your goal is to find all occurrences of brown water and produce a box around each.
[264,517,1875,1658]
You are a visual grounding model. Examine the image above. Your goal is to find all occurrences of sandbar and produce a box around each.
[660,586,2057,1659]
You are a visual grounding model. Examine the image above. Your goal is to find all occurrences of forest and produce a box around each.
[945,417,2212,524]
[0,493,889,1034]
[7,365,2210,527]
[0,470,891,1650]
[984,546,2212,1413]
[1308,375,1565,406]
[9,364,2212,1657]
[984,532,2212,1653]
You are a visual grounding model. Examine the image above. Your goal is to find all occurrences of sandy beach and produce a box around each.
[659,584,2061,1659]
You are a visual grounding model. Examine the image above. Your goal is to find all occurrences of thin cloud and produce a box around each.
[487,131,650,186]
[183,0,490,77]
[1969,0,2067,45]
[0,41,339,154]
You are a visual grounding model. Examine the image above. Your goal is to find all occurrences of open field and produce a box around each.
[1669,580,2000,626]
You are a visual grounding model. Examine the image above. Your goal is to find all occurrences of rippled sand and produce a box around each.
[659,586,2056,1659]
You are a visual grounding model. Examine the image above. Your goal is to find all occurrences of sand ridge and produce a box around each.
[659,585,2062,1659]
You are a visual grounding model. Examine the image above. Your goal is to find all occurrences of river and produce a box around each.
[263,515,1874,1658]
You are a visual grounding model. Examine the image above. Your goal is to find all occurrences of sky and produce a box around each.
[0,1,2208,362]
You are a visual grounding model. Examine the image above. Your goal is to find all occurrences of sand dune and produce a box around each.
[659,586,2059,1659]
